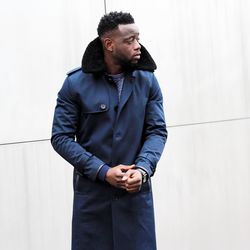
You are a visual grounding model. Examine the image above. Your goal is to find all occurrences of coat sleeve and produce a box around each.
[135,74,168,177]
[51,77,105,181]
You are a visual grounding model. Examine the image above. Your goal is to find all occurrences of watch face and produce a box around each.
[136,168,148,183]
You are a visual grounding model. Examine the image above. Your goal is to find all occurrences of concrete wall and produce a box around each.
[0,0,249,249]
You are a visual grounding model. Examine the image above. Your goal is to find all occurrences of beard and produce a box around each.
[115,54,139,70]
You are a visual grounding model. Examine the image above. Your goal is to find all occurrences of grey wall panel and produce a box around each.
[152,119,250,250]
[106,0,250,126]
[0,0,104,144]
[0,141,73,250]
[2,120,248,250]
[1,1,250,250]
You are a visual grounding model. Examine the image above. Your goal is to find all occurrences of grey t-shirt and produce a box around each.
[108,73,125,101]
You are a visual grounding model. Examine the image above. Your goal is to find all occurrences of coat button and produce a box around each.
[115,132,121,140]
[100,104,106,110]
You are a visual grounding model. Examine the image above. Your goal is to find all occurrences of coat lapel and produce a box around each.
[117,74,134,117]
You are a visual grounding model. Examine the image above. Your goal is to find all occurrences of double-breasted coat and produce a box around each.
[51,38,167,250]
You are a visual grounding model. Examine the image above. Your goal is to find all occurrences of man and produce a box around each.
[51,11,167,250]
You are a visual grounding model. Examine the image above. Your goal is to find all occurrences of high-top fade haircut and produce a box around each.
[97,11,134,38]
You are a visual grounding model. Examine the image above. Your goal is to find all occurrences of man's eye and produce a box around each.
[127,39,134,44]
[126,36,140,44]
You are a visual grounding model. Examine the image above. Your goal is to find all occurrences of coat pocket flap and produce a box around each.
[81,102,109,114]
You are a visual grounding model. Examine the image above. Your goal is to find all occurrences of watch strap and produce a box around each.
[135,167,148,183]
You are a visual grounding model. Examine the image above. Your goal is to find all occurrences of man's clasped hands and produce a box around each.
[105,165,142,193]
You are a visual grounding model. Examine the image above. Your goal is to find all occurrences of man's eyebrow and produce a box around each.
[124,34,140,40]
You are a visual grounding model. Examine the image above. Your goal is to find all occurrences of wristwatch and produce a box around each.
[136,168,148,183]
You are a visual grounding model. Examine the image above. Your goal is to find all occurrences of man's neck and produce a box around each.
[104,53,124,75]
[106,65,123,75]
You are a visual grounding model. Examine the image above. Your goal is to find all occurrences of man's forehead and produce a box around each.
[115,23,140,37]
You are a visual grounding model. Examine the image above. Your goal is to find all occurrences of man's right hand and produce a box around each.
[105,164,134,189]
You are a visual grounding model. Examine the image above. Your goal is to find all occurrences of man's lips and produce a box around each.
[133,53,141,59]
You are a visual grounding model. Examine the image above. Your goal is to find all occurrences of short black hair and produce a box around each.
[97,11,135,37]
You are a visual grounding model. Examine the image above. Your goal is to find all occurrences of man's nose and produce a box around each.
[134,40,141,50]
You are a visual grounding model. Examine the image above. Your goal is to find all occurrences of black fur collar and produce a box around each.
[81,37,157,73]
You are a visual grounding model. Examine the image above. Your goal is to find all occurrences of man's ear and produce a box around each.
[103,38,114,52]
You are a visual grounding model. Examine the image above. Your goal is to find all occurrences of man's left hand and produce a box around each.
[122,169,142,193]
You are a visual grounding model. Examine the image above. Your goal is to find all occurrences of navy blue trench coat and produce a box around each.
[51,38,167,250]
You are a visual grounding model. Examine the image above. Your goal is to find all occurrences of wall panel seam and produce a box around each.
[0,117,249,146]
[168,116,250,128]
[104,0,107,14]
